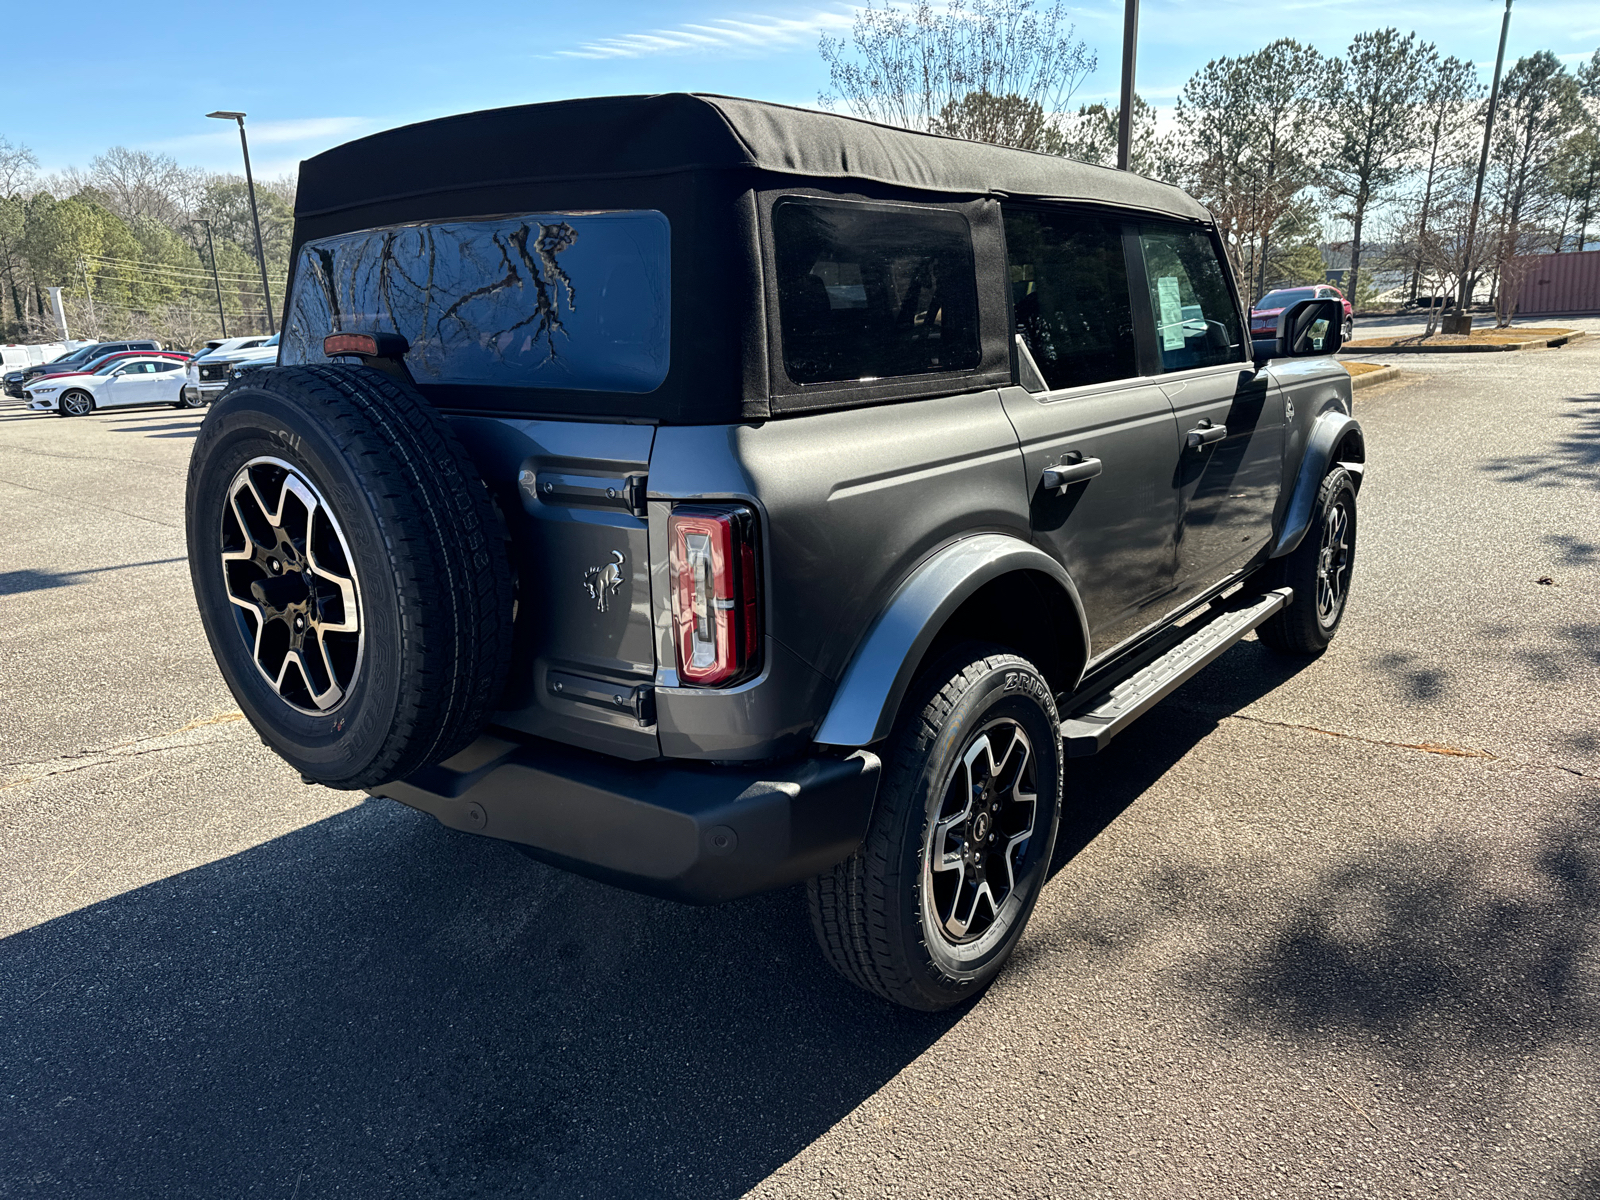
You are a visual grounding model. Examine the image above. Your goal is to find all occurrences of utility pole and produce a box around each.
[198,218,228,337]
[206,111,276,334]
[1449,0,1513,333]
[77,259,97,337]
[1116,0,1140,171]
[46,287,69,341]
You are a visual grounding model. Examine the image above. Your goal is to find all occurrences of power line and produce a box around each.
[79,253,285,287]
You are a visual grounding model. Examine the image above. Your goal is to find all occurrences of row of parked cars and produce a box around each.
[2,334,279,415]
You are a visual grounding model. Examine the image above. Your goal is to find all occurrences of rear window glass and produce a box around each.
[774,198,981,385]
[283,211,670,393]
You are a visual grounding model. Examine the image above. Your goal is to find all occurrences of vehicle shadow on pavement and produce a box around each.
[0,801,959,1199]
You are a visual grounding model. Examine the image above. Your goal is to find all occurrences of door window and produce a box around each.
[773,198,981,384]
[1003,208,1137,390]
[1137,226,1244,373]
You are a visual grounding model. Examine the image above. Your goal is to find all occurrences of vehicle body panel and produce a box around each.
[1158,364,1285,605]
[998,377,1180,655]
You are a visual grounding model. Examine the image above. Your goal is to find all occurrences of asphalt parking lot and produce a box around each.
[2,330,1597,1199]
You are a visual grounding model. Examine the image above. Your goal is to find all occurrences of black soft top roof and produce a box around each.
[296,92,1208,224]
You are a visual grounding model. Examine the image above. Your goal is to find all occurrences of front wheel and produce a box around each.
[1256,467,1357,656]
[1342,317,1354,343]
[809,646,1063,1010]
[59,390,94,417]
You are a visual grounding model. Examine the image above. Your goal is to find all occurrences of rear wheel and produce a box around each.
[1342,317,1354,343]
[809,646,1062,1010]
[59,390,94,417]
[1256,467,1357,656]
[174,388,205,409]
[186,364,514,789]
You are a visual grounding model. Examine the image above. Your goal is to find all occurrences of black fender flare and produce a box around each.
[813,534,1088,748]
[1271,412,1365,558]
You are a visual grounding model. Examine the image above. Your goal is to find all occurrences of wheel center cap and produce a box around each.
[250,572,311,614]
[971,811,992,843]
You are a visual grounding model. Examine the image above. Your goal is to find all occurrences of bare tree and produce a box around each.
[1486,52,1582,323]
[819,0,1096,150]
[86,146,203,229]
[1407,53,1481,300]
[0,136,38,199]
[1321,29,1428,305]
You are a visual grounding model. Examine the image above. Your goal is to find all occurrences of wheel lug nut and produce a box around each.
[269,559,281,573]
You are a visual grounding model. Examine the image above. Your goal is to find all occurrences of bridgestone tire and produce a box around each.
[808,645,1063,1011]
[186,364,514,789]
[1256,467,1357,657]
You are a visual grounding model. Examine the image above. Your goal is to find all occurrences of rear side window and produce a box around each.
[1004,208,1136,390]
[774,198,981,385]
[1137,225,1244,372]
[283,211,670,393]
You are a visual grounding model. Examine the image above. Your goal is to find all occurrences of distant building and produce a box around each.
[1514,250,1600,316]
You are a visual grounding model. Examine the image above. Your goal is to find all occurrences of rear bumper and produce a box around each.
[372,734,881,904]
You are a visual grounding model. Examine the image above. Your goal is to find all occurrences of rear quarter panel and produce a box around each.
[647,388,1030,758]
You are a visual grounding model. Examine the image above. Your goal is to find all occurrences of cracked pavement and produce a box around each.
[1,325,1597,1198]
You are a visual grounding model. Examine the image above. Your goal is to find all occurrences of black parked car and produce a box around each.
[187,94,1363,1010]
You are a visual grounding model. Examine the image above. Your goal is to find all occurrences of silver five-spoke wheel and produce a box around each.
[220,457,363,713]
[61,391,93,416]
[922,718,1038,946]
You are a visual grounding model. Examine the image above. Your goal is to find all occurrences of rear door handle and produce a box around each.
[1041,457,1103,491]
[1186,423,1227,451]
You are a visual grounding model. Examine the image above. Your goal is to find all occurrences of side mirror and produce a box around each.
[1252,297,1343,367]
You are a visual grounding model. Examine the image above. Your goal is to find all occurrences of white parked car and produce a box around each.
[25,355,189,416]
[184,334,277,405]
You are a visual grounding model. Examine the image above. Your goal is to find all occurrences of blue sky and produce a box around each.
[5,0,1597,181]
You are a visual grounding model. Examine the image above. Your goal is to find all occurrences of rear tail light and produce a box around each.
[668,504,761,687]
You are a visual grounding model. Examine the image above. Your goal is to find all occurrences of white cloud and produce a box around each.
[147,117,373,155]
[555,8,856,60]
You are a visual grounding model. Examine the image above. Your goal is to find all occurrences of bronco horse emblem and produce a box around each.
[583,550,627,612]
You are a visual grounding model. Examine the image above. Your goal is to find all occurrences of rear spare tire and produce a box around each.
[186,363,514,789]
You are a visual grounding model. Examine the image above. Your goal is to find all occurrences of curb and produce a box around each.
[1348,366,1401,391]
[1341,330,1587,355]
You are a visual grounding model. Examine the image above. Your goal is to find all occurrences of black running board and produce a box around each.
[1059,587,1292,757]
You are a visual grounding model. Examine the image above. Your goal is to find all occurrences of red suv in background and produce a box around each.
[1253,285,1353,344]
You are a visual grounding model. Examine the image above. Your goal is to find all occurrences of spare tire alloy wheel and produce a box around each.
[221,458,362,714]
[187,364,514,790]
[60,390,93,417]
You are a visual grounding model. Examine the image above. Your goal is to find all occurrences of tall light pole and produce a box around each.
[206,110,276,334]
[1116,0,1140,171]
[1450,0,1513,332]
[197,217,228,338]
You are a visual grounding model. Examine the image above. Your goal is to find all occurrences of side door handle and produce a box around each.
[1041,457,1103,491]
[1185,422,1227,451]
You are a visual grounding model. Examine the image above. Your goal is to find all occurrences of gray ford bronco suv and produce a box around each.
[186,94,1363,1011]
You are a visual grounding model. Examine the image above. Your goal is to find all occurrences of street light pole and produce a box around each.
[206,110,275,334]
[1450,0,1513,332]
[198,218,228,338]
[1116,0,1140,171]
